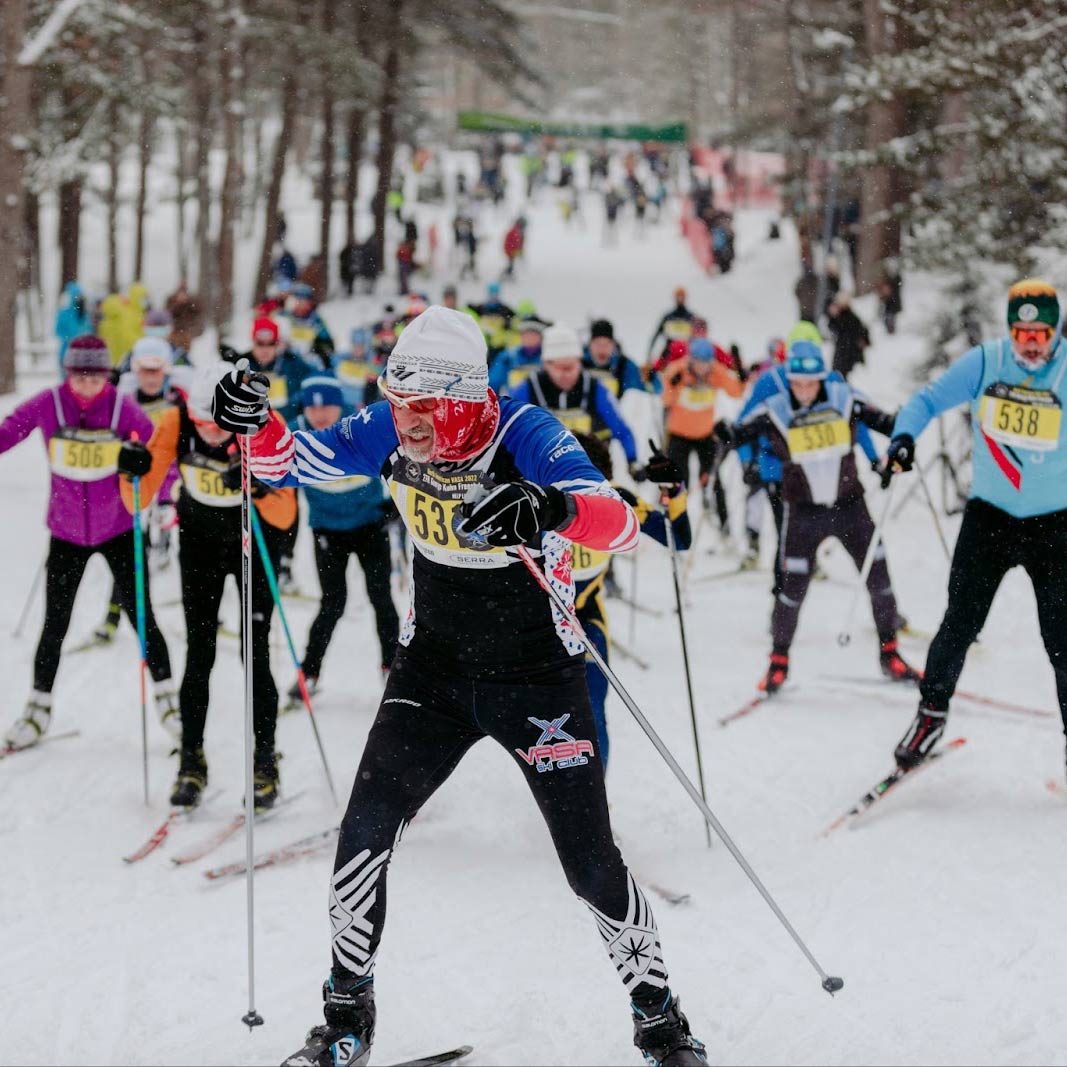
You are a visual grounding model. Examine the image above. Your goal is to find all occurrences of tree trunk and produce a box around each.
[106,98,121,293]
[59,179,83,286]
[253,71,298,304]
[133,108,153,282]
[175,121,190,281]
[371,4,403,272]
[319,0,336,287]
[192,22,214,298]
[345,106,365,248]
[215,0,243,335]
[856,0,903,293]
[0,0,32,393]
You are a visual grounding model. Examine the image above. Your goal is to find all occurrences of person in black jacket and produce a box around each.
[827,293,870,379]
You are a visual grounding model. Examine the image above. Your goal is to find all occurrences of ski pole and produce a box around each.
[514,543,844,995]
[661,486,711,848]
[913,463,953,564]
[130,435,150,806]
[12,551,46,638]
[837,479,897,647]
[249,504,339,806]
[236,377,264,1032]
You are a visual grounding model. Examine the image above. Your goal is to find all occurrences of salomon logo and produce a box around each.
[331,1036,361,1065]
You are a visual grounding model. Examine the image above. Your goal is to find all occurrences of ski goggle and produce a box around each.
[377,376,452,413]
[785,353,827,379]
[1010,325,1054,344]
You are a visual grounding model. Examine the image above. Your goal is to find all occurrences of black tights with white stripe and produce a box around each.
[328,646,670,1003]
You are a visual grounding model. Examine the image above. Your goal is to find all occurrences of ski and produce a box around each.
[604,590,664,618]
[0,728,82,761]
[169,790,306,867]
[612,638,650,671]
[821,738,967,836]
[65,632,114,654]
[818,673,1053,720]
[123,790,221,864]
[646,881,690,907]
[693,563,760,585]
[392,1046,473,1067]
[717,684,795,728]
[203,826,340,882]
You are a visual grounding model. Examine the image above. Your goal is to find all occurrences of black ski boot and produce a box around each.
[879,638,921,683]
[254,747,279,811]
[633,992,708,1066]
[170,747,207,808]
[894,701,948,770]
[281,975,375,1067]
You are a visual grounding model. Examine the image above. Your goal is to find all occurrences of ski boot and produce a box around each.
[285,676,319,711]
[254,747,280,811]
[757,651,789,695]
[633,992,708,1066]
[154,679,182,739]
[4,691,53,751]
[282,975,375,1067]
[170,746,208,807]
[894,702,948,770]
[278,556,300,597]
[92,618,118,646]
[879,638,921,683]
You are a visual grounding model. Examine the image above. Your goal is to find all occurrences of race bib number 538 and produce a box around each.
[981,383,1062,452]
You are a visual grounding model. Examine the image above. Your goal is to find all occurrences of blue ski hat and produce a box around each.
[301,376,345,408]
[785,339,827,380]
[689,338,714,362]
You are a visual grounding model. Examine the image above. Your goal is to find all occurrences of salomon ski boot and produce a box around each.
[879,638,921,683]
[154,680,182,739]
[894,702,948,770]
[633,993,708,1066]
[253,747,280,811]
[170,746,208,808]
[282,975,375,1067]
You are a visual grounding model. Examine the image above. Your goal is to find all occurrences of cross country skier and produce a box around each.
[572,432,691,767]
[0,335,178,748]
[726,339,918,694]
[885,279,1067,772]
[120,365,296,808]
[511,322,642,477]
[211,305,709,1066]
[285,376,399,703]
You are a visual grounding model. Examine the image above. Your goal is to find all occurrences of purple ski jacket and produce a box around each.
[0,382,154,547]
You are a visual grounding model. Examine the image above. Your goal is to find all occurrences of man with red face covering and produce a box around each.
[212,306,709,1067]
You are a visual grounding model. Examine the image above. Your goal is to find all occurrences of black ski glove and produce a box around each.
[212,358,270,435]
[712,419,735,448]
[629,461,649,483]
[117,440,152,478]
[881,434,915,488]
[644,439,684,487]
[220,462,243,492]
[456,480,572,547]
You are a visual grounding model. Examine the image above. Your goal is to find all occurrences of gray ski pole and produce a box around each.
[236,374,264,1032]
[837,479,897,647]
[914,463,953,564]
[12,553,46,638]
[515,543,844,995]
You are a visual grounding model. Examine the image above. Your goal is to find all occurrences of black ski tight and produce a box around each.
[922,499,1067,733]
[328,649,670,1001]
[177,521,282,754]
[302,524,399,677]
[34,532,172,692]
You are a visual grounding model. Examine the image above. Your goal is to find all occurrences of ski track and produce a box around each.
[2,153,1067,1066]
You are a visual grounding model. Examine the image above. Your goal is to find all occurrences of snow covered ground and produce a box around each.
[2,173,1066,1067]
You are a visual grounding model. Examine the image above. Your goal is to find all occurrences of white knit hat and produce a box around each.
[386,305,489,401]
[540,323,582,363]
[131,336,173,371]
[188,361,230,423]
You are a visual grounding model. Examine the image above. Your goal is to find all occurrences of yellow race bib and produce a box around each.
[663,319,692,341]
[679,385,716,411]
[589,368,620,397]
[288,323,317,355]
[180,456,241,507]
[571,542,611,583]
[49,430,121,482]
[336,359,374,383]
[980,384,1062,453]
[508,365,534,389]
[786,412,851,459]
[553,409,593,434]
[140,396,175,426]
[311,474,372,495]
[267,374,289,409]
[390,464,506,568]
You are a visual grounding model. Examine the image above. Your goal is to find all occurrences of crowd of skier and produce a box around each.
[4,144,1067,1065]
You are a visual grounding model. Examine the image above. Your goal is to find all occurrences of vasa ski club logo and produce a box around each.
[515,714,595,773]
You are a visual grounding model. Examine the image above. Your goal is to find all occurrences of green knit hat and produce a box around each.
[1007,279,1059,328]
[787,320,824,346]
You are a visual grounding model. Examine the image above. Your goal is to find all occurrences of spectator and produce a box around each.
[879,263,903,335]
[794,265,819,322]
[826,293,870,379]
[166,281,205,353]
[55,281,91,371]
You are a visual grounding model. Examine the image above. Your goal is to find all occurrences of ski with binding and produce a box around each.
[821,738,967,836]
[203,825,340,881]
[0,729,81,761]
[169,790,306,866]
